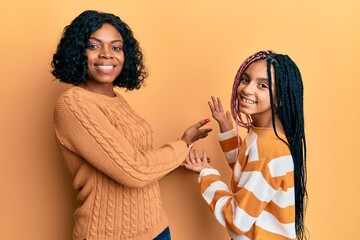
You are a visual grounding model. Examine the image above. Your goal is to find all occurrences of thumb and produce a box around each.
[226,111,231,120]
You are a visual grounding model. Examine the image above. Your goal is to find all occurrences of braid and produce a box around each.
[231,51,308,239]
[271,54,308,240]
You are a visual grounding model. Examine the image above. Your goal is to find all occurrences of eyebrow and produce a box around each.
[89,37,123,43]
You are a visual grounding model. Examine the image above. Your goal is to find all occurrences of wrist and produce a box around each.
[180,137,193,149]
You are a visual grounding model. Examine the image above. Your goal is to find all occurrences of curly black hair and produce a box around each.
[51,10,147,90]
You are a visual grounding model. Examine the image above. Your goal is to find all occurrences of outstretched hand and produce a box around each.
[208,96,233,133]
[181,119,212,146]
[183,149,213,173]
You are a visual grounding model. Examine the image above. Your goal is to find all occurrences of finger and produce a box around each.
[184,155,191,165]
[202,149,208,163]
[199,128,213,135]
[194,118,211,129]
[189,150,197,164]
[208,100,214,112]
[193,149,201,163]
[211,96,219,110]
[218,97,224,112]
[195,129,212,140]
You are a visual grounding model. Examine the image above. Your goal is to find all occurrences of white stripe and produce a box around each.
[238,172,277,202]
[218,129,238,141]
[198,168,220,183]
[213,196,231,226]
[202,181,231,204]
[225,148,238,164]
[245,131,259,162]
[214,196,257,233]
[257,211,296,238]
[233,206,257,232]
[233,161,242,182]
[268,155,293,177]
[272,187,295,208]
[228,230,251,240]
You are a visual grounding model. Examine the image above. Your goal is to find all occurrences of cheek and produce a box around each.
[237,84,242,94]
[117,52,125,61]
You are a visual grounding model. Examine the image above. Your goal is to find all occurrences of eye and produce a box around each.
[112,46,123,52]
[259,83,269,89]
[88,43,99,50]
[240,77,249,83]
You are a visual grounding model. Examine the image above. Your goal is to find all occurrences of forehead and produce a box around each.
[244,59,274,78]
[90,23,123,40]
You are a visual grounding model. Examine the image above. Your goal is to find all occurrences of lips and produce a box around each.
[94,64,116,73]
[241,96,256,104]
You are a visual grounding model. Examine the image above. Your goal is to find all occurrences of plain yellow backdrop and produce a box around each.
[1,0,359,239]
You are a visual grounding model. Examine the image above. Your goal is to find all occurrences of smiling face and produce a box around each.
[84,23,124,94]
[237,59,276,127]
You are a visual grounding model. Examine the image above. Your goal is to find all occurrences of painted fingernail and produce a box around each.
[205,118,210,123]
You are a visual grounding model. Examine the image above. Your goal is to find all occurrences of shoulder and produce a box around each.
[248,128,290,159]
[55,86,80,106]
[54,87,93,124]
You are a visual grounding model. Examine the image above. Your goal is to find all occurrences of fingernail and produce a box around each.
[205,118,210,123]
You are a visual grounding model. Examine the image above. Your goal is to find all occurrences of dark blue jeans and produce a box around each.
[153,227,171,240]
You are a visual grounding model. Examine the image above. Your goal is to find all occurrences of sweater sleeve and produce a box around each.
[199,140,293,238]
[54,92,189,188]
[198,159,279,236]
[218,129,240,166]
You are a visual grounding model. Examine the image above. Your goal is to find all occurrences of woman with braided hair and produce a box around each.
[183,50,307,240]
[52,10,212,240]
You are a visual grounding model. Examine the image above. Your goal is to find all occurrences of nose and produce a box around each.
[238,82,255,95]
[99,47,113,59]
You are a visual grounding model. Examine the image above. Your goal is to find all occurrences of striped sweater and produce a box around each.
[199,127,295,240]
[54,87,189,240]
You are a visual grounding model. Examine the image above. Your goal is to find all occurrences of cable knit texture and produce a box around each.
[54,86,188,240]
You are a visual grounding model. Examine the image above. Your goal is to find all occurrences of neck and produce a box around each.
[78,82,115,97]
[252,114,284,134]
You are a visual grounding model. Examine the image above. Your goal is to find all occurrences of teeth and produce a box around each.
[97,65,113,69]
[242,98,255,104]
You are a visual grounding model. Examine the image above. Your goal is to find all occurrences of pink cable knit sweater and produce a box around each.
[54,87,188,240]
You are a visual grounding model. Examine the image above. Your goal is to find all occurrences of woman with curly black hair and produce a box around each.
[52,10,212,240]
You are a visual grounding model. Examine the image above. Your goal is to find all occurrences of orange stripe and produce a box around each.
[219,136,238,152]
[248,225,295,240]
[200,174,221,193]
[209,190,230,210]
[242,161,278,189]
[233,189,268,217]
[265,202,295,224]
[272,172,294,190]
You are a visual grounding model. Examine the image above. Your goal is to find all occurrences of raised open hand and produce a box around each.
[208,96,233,133]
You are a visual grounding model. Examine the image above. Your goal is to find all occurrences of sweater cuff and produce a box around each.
[198,168,220,183]
[218,129,238,141]
[178,138,193,150]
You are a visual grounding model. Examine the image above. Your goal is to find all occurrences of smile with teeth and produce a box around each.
[241,97,256,104]
[96,65,114,69]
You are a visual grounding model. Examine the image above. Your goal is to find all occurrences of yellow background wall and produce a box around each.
[1,0,359,239]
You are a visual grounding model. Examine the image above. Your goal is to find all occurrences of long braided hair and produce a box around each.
[231,50,308,239]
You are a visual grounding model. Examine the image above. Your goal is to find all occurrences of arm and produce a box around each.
[186,134,294,238]
[54,93,210,188]
[218,129,239,166]
[208,96,240,166]
[199,162,278,236]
